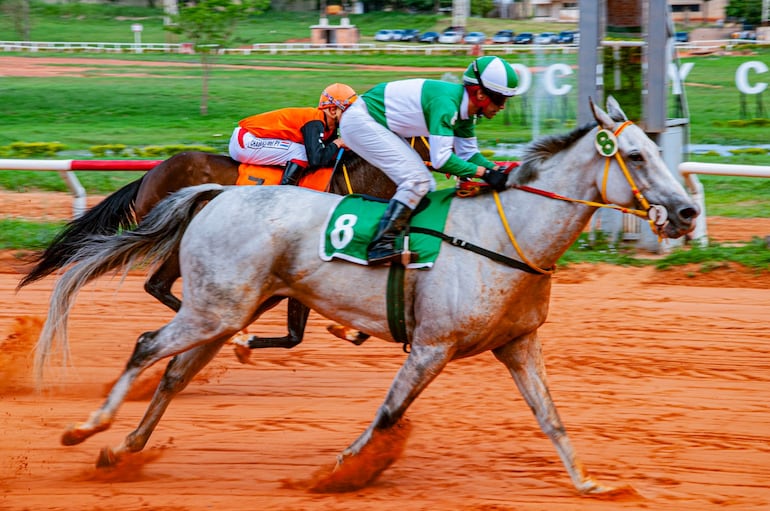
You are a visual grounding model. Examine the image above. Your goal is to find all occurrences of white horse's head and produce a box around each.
[590,96,699,239]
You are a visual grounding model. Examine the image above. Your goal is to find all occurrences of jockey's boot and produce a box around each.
[367,199,417,266]
[280,160,306,186]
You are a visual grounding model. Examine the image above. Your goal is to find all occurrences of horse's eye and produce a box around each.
[628,152,644,162]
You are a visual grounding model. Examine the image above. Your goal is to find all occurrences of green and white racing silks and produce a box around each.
[361,79,496,178]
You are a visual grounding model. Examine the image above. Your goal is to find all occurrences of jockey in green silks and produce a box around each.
[339,56,519,266]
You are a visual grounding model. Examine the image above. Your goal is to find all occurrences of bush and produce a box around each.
[729,147,768,156]
[132,144,218,157]
[7,142,66,157]
[90,144,128,157]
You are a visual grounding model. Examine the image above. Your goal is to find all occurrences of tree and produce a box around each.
[726,0,762,25]
[471,0,495,17]
[1,0,31,41]
[165,0,269,115]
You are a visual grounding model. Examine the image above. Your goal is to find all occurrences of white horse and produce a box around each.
[35,97,698,494]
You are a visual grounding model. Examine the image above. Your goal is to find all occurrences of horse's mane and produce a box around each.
[515,122,597,185]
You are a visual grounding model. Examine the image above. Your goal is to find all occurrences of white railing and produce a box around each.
[678,161,770,244]
[0,40,599,56]
[0,158,161,218]
[0,40,183,53]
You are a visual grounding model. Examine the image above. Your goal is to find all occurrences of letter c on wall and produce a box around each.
[735,61,768,95]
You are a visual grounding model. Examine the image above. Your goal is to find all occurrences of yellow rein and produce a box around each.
[493,191,554,275]
[493,120,657,275]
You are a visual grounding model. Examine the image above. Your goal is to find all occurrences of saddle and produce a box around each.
[236,163,334,191]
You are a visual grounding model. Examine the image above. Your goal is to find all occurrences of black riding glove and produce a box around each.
[482,168,509,191]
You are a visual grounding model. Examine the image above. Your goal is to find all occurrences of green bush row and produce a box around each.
[1,142,218,158]
[714,118,770,128]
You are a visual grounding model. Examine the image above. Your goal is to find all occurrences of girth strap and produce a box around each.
[409,226,551,275]
[387,263,411,351]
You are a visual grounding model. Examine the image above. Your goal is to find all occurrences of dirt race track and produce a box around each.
[0,191,769,510]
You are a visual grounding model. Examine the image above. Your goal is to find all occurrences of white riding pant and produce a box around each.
[228,127,308,166]
[339,100,434,209]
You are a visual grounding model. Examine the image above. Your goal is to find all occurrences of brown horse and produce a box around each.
[18,147,414,349]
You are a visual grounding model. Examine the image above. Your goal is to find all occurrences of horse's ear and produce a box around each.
[589,96,614,130]
[605,95,629,122]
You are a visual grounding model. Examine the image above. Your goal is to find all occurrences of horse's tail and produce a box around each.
[34,183,225,384]
[17,177,144,290]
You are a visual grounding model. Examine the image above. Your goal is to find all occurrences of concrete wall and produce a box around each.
[310,20,359,44]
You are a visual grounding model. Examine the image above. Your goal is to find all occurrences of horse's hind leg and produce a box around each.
[492,332,622,495]
[61,312,239,448]
[97,339,227,467]
[245,297,308,349]
[144,252,182,312]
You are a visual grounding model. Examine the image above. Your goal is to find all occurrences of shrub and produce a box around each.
[8,142,66,157]
[90,144,128,157]
[729,147,768,155]
[132,144,217,157]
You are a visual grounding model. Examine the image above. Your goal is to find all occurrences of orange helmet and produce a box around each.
[318,83,358,112]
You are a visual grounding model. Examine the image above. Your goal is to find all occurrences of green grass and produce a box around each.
[559,233,770,271]
[0,170,142,194]
[654,237,770,271]
[0,218,66,250]
[696,175,770,217]
[0,3,574,43]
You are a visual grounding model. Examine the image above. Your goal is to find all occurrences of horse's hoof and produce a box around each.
[96,446,119,468]
[579,479,641,499]
[61,422,109,446]
[232,344,254,365]
[327,325,370,345]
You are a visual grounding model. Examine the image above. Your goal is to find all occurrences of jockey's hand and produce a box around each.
[482,168,509,191]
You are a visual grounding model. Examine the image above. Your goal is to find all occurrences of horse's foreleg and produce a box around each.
[144,254,182,312]
[309,343,453,492]
[493,333,622,495]
[98,339,227,467]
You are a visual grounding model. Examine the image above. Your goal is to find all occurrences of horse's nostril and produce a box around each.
[680,207,699,221]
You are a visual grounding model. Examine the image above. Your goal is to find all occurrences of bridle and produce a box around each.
[495,119,666,274]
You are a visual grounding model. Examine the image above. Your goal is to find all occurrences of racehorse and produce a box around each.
[18,146,402,350]
[35,98,698,494]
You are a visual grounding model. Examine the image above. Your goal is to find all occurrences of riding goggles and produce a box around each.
[320,91,358,111]
[472,61,509,108]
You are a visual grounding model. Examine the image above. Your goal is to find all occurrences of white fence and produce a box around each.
[12,40,743,56]
[678,161,770,244]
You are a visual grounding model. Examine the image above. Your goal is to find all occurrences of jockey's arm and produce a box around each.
[301,120,340,169]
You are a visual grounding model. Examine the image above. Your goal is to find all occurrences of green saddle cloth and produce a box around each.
[320,189,455,269]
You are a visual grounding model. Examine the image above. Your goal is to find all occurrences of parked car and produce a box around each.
[400,29,421,42]
[419,31,440,44]
[674,31,689,43]
[514,32,534,44]
[492,30,515,44]
[463,31,487,44]
[374,29,396,42]
[557,30,578,44]
[438,30,463,44]
[534,32,558,44]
